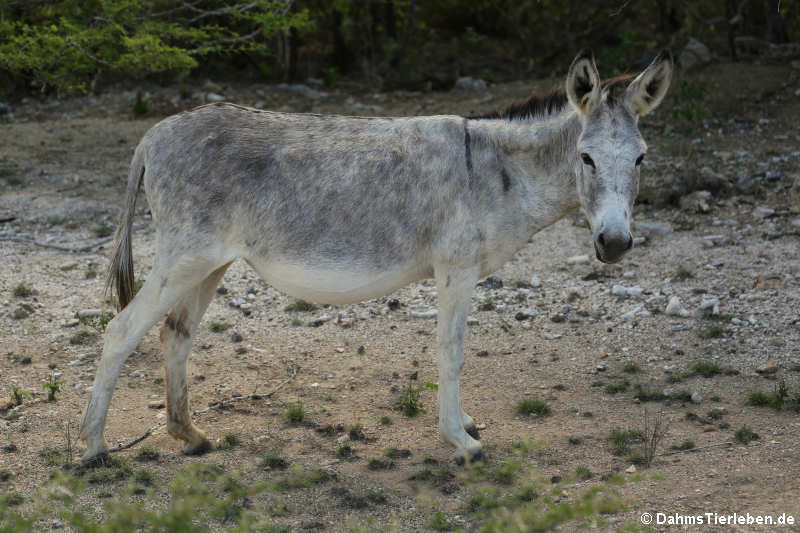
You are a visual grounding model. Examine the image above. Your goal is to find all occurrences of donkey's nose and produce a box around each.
[594,229,633,263]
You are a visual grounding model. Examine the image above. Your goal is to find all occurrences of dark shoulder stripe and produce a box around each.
[463,118,474,187]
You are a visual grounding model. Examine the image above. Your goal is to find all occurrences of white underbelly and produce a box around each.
[246,259,431,305]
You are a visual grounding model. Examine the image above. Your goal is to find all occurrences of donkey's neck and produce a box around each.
[468,108,582,233]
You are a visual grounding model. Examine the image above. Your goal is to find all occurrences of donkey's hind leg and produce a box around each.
[160,263,231,455]
[80,254,230,465]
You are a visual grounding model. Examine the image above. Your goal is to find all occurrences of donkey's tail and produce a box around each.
[106,145,145,310]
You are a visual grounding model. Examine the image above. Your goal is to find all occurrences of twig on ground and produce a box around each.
[658,441,734,456]
[108,363,299,453]
[0,236,113,252]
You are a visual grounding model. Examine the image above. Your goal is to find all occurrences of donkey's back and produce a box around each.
[139,103,471,304]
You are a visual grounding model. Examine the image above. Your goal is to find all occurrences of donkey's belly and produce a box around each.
[246,259,432,305]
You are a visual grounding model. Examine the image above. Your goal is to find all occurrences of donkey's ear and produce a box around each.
[624,49,673,116]
[566,50,601,115]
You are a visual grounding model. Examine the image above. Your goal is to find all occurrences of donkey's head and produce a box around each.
[566,50,673,263]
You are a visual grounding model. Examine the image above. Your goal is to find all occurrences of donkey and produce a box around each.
[80,50,673,465]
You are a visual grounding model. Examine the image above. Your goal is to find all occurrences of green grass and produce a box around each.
[208,321,230,333]
[604,381,629,394]
[478,298,496,311]
[400,386,425,417]
[271,467,331,491]
[134,447,160,462]
[734,426,759,444]
[379,415,392,425]
[290,318,303,327]
[93,222,114,238]
[574,465,593,481]
[515,398,551,417]
[336,444,353,459]
[12,283,32,298]
[261,453,289,470]
[669,440,695,451]
[746,381,789,410]
[696,324,726,339]
[608,428,644,456]
[633,385,664,402]
[284,299,317,312]
[219,433,241,449]
[383,447,411,459]
[347,424,365,441]
[689,360,737,378]
[622,362,641,374]
[284,403,305,424]
[672,265,694,281]
[428,511,454,531]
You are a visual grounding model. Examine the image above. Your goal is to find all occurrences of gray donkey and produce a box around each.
[80,50,673,465]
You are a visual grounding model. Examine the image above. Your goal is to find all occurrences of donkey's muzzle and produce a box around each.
[594,229,633,264]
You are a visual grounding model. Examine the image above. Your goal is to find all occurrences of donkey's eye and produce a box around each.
[580,153,595,168]
[635,154,645,166]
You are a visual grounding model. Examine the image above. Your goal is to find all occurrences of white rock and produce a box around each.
[700,297,720,315]
[567,254,590,265]
[130,369,147,378]
[61,318,80,328]
[625,465,637,474]
[410,309,438,319]
[621,304,645,321]
[454,76,487,91]
[691,392,703,404]
[665,296,689,317]
[77,308,101,318]
[530,276,542,288]
[753,205,775,219]
[206,92,226,102]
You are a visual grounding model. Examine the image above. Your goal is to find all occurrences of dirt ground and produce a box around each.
[2,61,800,532]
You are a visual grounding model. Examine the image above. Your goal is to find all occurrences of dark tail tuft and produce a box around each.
[106,148,145,310]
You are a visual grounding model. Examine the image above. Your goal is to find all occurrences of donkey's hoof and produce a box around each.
[81,451,111,468]
[183,438,214,456]
[465,423,481,440]
[454,446,484,466]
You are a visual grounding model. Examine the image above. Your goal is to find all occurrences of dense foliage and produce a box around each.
[0,0,797,95]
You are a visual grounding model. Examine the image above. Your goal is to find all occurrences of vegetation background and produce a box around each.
[0,0,798,97]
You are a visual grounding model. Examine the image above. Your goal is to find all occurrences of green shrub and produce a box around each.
[515,398,551,417]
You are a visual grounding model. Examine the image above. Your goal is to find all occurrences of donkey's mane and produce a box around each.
[473,74,633,121]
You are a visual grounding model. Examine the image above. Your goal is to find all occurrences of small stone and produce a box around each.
[148,400,165,409]
[664,365,677,374]
[410,309,438,319]
[755,358,779,375]
[702,235,729,247]
[621,304,645,321]
[753,206,775,219]
[231,331,243,343]
[466,317,479,326]
[515,308,536,321]
[478,275,503,289]
[206,92,226,102]
[550,313,566,323]
[130,369,147,378]
[567,254,590,265]
[77,309,101,318]
[338,316,355,328]
[60,262,79,271]
[635,221,672,237]
[235,346,248,354]
[229,297,246,308]
[625,465,637,474]
[51,518,64,529]
[596,363,607,372]
[699,297,720,315]
[691,392,703,404]
[665,296,689,317]
[530,276,542,288]
[11,307,30,319]
[61,319,80,328]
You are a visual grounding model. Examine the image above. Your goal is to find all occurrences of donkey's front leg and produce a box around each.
[434,266,482,464]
